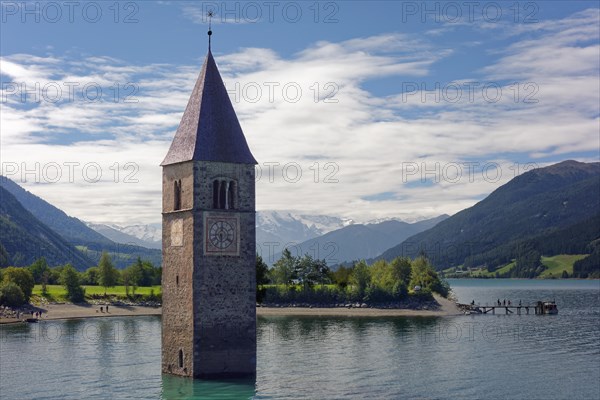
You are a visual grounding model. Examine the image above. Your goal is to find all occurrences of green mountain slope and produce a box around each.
[378,160,600,270]
[0,176,112,245]
[0,177,161,269]
[0,186,94,268]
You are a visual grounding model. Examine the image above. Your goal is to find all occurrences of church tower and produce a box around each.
[160,28,257,378]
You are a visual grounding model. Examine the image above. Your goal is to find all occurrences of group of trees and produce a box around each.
[258,251,449,304]
[0,266,34,306]
[573,240,600,278]
[466,215,600,278]
[343,256,449,302]
[269,250,331,289]
[0,253,161,306]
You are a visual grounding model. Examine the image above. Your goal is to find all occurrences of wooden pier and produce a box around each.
[457,301,558,315]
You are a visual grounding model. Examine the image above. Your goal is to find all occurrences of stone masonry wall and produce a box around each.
[161,163,195,377]
[193,161,256,377]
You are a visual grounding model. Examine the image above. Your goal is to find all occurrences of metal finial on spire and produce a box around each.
[207,10,213,50]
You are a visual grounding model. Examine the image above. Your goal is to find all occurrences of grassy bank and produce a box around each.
[539,254,588,278]
[443,254,588,278]
[32,284,161,303]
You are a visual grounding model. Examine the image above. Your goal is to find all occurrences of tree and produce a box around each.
[295,255,330,291]
[513,244,542,278]
[82,266,100,285]
[48,265,64,285]
[331,265,352,288]
[129,258,144,288]
[0,243,9,268]
[121,268,133,297]
[410,256,448,296]
[350,260,370,298]
[367,259,407,300]
[41,270,50,295]
[256,255,269,286]
[123,263,141,295]
[256,255,269,303]
[59,264,85,302]
[390,257,412,287]
[138,259,157,287]
[0,282,26,306]
[370,260,390,290]
[28,258,50,284]
[2,267,34,302]
[271,249,296,286]
[97,252,118,295]
[154,267,162,286]
[573,242,600,278]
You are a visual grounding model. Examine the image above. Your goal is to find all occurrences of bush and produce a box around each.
[257,287,267,304]
[262,285,351,305]
[430,276,451,298]
[262,286,290,304]
[412,287,434,301]
[143,289,162,303]
[364,286,394,303]
[67,285,86,303]
[0,282,26,306]
[2,267,34,302]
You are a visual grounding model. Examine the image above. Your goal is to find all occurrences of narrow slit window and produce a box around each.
[173,180,182,211]
[178,349,184,368]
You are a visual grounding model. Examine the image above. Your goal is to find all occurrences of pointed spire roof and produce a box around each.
[161,49,257,166]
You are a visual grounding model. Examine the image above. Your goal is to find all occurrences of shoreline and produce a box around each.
[257,294,461,317]
[0,304,162,325]
[0,295,461,325]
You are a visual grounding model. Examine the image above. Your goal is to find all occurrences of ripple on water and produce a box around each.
[1,281,599,399]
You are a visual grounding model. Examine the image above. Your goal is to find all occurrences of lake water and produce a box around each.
[1,279,599,399]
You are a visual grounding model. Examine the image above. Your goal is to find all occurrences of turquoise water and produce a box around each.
[1,279,599,399]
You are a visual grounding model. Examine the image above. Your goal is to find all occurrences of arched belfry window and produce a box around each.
[212,180,219,209]
[173,180,182,211]
[212,179,237,210]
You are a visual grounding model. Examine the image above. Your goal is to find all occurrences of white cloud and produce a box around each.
[1,10,599,226]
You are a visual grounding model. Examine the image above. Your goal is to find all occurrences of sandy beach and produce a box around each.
[0,303,161,325]
[0,295,460,325]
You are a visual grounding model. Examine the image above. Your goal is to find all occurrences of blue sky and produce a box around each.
[1,1,599,225]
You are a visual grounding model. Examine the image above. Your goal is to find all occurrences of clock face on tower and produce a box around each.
[209,220,235,249]
[204,213,240,256]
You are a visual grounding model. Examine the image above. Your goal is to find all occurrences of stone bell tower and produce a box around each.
[160,27,257,378]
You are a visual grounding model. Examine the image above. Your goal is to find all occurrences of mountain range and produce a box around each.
[267,215,448,266]
[256,211,354,246]
[86,211,355,251]
[378,160,600,272]
[86,222,162,249]
[2,160,598,276]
